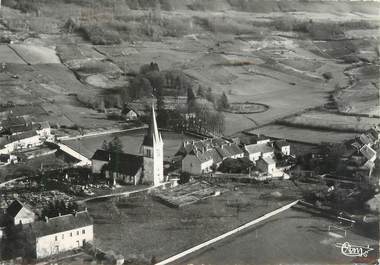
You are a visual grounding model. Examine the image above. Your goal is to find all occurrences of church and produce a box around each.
[91,105,164,186]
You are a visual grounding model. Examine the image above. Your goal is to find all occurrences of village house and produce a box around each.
[244,142,274,162]
[256,156,276,175]
[360,144,376,162]
[121,107,138,121]
[0,122,51,154]
[274,140,291,156]
[179,138,244,175]
[22,211,93,259]
[0,116,32,135]
[6,200,36,226]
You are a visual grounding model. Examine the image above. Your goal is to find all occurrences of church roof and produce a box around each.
[92,149,143,176]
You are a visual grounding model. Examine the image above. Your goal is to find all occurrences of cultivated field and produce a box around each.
[280,111,379,133]
[249,125,358,145]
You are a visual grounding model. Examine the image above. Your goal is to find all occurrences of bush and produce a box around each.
[77,24,121,45]
[322,72,333,81]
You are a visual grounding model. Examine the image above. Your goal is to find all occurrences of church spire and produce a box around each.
[142,103,161,147]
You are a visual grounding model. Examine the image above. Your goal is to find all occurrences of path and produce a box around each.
[0,176,28,188]
[58,125,147,141]
[79,182,170,203]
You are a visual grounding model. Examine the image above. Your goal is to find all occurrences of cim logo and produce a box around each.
[335,242,374,258]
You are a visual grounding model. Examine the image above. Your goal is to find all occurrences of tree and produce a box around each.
[108,136,123,153]
[101,140,108,150]
[197,85,205,98]
[206,87,214,103]
[217,92,230,110]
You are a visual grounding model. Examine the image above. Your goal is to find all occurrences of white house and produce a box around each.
[244,142,274,162]
[274,140,291,156]
[122,107,138,121]
[256,156,276,175]
[6,200,36,226]
[23,211,94,259]
[0,131,42,154]
[180,138,244,175]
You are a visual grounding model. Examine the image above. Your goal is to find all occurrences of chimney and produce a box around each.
[44,216,49,223]
[58,212,61,216]
[85,207,88,212]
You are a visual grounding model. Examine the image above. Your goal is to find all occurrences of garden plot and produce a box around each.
[152,181,227,208]
[281,111,379,133]
[9,44,60,64]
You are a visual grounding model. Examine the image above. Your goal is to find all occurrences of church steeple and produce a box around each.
[141,104,164,186]
[142,104,161,147]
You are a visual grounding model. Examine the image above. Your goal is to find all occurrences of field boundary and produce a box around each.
[155,200,299,265]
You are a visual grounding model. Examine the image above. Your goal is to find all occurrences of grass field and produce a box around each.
[281,111,379,133]
[179,209,379,265]
[249,125,358,145]
[85,181,303,263]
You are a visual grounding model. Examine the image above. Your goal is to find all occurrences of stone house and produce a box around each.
[22,211,93,259]
[256,156,276,175]
[244,142,274,162]
[6,200,35,226]
[274,140,291,156]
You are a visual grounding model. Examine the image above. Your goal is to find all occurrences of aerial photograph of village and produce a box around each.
[0,0,379,264]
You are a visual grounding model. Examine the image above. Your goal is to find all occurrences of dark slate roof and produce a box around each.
[6,200,34,218]
[24,211,93,238]
[9,130,37,142]
[91,149,110,161]
[7,200,24,218]
[92,150,143,176]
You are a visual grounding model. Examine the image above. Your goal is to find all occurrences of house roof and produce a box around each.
[259,156,276,165]
[121,107,137,115]
[359,134,374,146]
[245,143,273,155]
[360,144,376,161]
[24,211,93,238]
[181,138,243,164]
[9,130,38,142]
[92,150,143,176]
[7,200,33,218]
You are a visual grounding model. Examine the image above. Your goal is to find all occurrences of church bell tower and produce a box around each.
[140,104,164,186]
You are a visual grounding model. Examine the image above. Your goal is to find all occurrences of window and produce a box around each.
[62,234,64,239]
[55,235,58,241]
[70,232,72,237]
[82,229,85,234]
[77,231,79,236]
